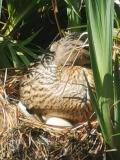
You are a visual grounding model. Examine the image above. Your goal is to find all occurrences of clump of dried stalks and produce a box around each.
[0,68,104,160]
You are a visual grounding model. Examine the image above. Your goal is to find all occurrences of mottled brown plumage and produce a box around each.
[20,32,94,124]
[20,65,94,123]
[50,32,90,66]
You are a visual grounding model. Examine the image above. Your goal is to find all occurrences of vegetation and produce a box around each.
[85,0,120,159]
[0,0,120,159]
[0,0,57,68]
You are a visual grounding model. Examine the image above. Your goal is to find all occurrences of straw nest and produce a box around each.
[0,68,104,160]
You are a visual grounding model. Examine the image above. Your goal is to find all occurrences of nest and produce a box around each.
[0,68,104,160]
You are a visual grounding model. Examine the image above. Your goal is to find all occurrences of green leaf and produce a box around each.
[20,27,43,46]
[65,0,80,17]
[16,44,38,59]
[8,43,23,68]
[0,0,2,18]
[65,0,81,32]
[5,0,47,35]
[85,0,114,147]
[0,45,11,68]
[114,55,120,133]
[85,0,114,97]
[84,71,109,143]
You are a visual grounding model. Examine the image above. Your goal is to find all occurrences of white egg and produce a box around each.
[17,101,32,117]
[45,117,72,127]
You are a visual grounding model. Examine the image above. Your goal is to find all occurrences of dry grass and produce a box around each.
[0,68,104,160]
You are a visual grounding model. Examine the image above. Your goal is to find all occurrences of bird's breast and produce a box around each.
[20,65,94,123]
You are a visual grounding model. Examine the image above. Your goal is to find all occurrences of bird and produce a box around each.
[20,65,94,124]
[50,32,90,66]
[19,32,94,125]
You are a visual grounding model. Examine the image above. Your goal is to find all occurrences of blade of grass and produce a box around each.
[0,0,2,18]
[84,72,111,143]
[20,27,43,46]
[8,43,23,67]
[65,0,81,32]
[112,54,120,149]
[16,44,38,59]
[16,51,30,66]
[0,46,11,68]
[114,55,120,132]
[85,0,114,147]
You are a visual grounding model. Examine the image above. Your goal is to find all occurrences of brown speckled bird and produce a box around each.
[20,65,94,124]
[19,32,94,125]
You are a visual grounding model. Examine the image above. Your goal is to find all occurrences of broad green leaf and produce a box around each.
[85,0,114,97]
[85,0,114,147]
[8,44,23,68]
[17,44,38,59]
[16,51,30,66]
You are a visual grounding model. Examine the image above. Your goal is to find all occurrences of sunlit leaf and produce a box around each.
[85,0,114,147]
